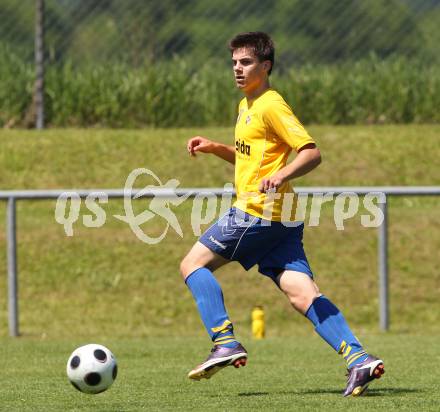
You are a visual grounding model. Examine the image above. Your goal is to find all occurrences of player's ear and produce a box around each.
[263,60,271,73]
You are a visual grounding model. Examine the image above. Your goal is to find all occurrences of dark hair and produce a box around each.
[228,32,275,75]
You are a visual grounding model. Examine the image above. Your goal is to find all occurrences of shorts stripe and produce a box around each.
[229,215,258,260]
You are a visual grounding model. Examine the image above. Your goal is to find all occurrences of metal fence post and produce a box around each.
[7,197,19,337]
[378,198,389,331]
[35,0,45,129]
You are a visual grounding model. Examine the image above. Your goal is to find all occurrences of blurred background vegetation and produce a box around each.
[1,0,439,126]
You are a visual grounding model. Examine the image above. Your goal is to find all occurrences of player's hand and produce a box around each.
[187,136,214,157]
[259,173,285,193]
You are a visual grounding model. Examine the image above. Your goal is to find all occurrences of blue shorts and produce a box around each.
[199,207,313,282]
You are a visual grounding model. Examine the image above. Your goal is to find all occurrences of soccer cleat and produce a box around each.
[343,355,385,397]
[188,343,248,381]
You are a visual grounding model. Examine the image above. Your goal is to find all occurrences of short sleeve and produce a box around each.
[263,100,315,151]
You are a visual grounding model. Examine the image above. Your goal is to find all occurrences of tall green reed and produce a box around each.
[1,45,439,127]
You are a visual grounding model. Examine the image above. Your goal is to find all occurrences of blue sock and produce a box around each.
[185,267,238,348]
[306,295,368,368]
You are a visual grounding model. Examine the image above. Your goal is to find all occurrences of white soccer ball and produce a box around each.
[66,344,118,394]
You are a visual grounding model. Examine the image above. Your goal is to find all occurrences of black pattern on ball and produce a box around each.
[112,364,118,380]
[70,356,80,369]
[94,349,107,362]
[84,372,101,386]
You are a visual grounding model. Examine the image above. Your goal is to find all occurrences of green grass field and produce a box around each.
[1,335,439,411]
[0,125,439,410]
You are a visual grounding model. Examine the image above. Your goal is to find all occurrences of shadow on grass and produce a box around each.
[238,387,423,397]
[295,387,423,396]
[238,392,270,397]
[364,387,424,397]
[238,389,342,397]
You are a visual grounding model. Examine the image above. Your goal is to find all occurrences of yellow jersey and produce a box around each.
[233,89,315,221]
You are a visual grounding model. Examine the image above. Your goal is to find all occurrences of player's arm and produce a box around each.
[260,102,321,193]
[259,143,321,192]
[187,136,235,164]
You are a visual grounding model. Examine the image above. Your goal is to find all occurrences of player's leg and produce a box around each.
[277,269,370,358]
[277,270,384,396]
[180,241,229,279]
[276,270,320,314]
[182,206,284,380]
[181,241,247,380]
[277,270,367,359]
[180,241,237,347]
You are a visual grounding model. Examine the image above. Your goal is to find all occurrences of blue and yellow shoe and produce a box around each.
[343,355,385,397]
[188,343,247,381]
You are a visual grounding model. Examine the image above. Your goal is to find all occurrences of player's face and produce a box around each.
[232,48,270,93]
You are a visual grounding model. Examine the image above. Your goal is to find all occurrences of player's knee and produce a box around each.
[179,254,200,280]
[179,257,191,280]
[288,292,319,314]
[288,294,305,311]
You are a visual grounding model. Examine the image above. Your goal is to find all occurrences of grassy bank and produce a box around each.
[0,125,439,339]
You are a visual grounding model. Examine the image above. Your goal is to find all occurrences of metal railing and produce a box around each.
[2,186,440,337]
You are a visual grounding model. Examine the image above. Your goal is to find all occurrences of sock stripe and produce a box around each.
[347,351,367,366]
[343,346,352,358]
[338,340,347,354]
[211,320,232,333]
[215,339,236,345]
[215,335,235,343]
[346,350,366,363]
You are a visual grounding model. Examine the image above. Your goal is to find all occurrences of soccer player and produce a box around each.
[180,32,384,397]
